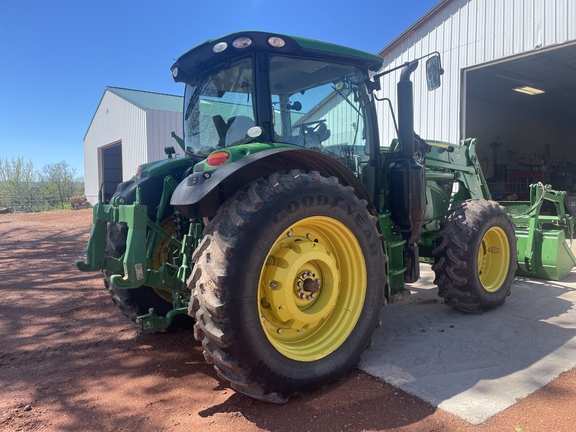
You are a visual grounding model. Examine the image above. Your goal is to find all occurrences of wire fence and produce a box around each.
[0,194,90,213]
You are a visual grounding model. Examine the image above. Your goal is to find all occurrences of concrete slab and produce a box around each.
[359,258,576,424]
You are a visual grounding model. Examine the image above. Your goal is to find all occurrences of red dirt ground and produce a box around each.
[1,209,575,431]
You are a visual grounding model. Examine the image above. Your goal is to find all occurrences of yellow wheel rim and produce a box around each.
[477,226,510,292]
[150,218,176,303]
[258,216,366,362]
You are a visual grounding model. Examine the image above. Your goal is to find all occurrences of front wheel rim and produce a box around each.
[477,226,510,292]
[258,216,366,361]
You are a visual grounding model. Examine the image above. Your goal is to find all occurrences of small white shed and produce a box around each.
[83,87,183,205]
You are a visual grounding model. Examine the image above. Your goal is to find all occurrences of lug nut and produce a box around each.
[277,329,282,334]
[269,281,277,288]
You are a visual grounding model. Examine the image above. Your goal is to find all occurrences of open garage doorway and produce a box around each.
[463,42,576,204]
[100,142,123,203]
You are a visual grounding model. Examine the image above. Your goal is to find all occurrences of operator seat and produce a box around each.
[225,116,255,146]
[300,121,331,148]
[213,115,228,147]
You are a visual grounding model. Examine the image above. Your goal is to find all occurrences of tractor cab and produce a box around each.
[171,32,385,177]
[181,54,370,157]
[170,32,384,201]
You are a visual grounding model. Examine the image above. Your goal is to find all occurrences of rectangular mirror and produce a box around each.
[426,55,442,91]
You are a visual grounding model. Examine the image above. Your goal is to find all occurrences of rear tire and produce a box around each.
[189,170,386,402]
[432,199,517,313]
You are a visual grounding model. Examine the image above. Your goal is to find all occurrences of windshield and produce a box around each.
[269,56,370,171]
[184,57,255,156]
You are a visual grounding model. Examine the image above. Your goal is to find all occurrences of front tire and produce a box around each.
[189,170,386,402]
[432,199,517,313]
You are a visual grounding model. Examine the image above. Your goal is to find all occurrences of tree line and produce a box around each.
[0,156,84,212]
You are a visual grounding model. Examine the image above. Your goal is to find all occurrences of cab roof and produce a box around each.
[171,31,384,83]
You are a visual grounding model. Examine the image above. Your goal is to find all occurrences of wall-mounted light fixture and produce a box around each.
[513,86,545,95]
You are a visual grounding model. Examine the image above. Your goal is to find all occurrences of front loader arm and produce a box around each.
[424,138,490,202]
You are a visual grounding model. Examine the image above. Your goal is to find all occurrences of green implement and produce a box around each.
[502,183,576,281]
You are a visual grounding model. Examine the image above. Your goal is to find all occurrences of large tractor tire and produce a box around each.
[432,199,517,313]
[189,170,386,402]
[104,220,192,329]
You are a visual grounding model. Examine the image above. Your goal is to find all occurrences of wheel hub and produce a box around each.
[303,277,320,294]
[261,240,339,331]
[295,271,321,300]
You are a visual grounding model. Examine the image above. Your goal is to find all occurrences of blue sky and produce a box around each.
[0,0,439,177]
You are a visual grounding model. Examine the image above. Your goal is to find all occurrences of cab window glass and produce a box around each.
[269,56,370,172]
[184,57,255,156]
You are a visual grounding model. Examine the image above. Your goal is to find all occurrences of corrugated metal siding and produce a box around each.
[146,109,184,162]
[319,95,362,146]
[84,91,147,204]
[377,0,576,146]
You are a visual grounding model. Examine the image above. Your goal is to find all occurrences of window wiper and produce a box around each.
[331,86,363,118]
[184,98,194,121]
[184,86,202,121]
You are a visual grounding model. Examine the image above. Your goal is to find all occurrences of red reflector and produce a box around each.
[206,151,230,166]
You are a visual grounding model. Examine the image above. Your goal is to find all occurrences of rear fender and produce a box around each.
[170,147,373,218]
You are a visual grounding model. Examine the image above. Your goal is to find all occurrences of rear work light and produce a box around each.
[268,36,285,48]
[233,37,252,49]
[213,41,228,53]
[206,151,230,166]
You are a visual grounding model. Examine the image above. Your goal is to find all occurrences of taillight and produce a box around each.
[206,151,230,166]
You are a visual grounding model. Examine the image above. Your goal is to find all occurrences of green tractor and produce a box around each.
[77,31,575,402]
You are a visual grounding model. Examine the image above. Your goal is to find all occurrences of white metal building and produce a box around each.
[378,0,576,200]
[83,87,183,205]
